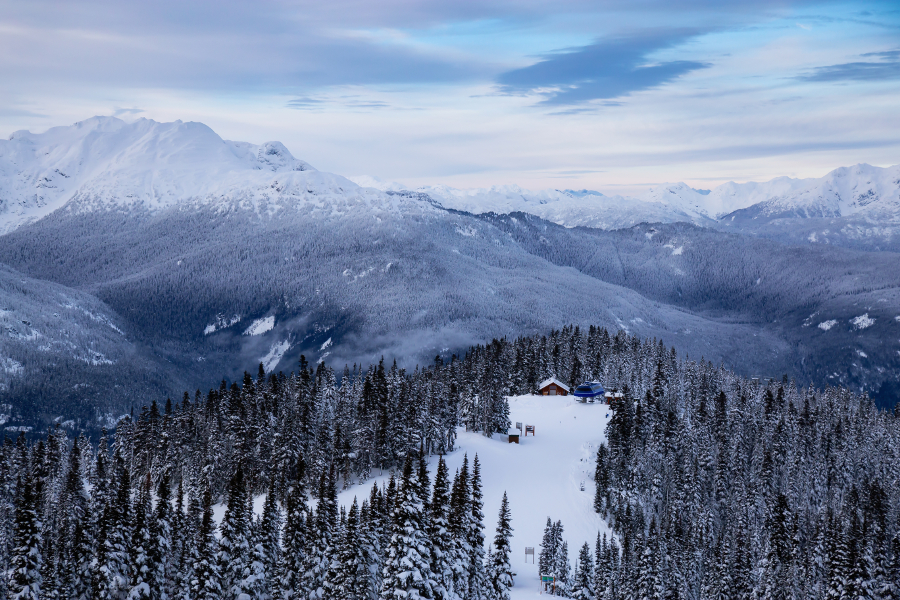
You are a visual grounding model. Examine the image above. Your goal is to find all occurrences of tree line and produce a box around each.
[2,323,897,598]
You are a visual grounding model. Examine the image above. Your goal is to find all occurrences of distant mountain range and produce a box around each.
[0,117,898,432]
[352,163,900,251]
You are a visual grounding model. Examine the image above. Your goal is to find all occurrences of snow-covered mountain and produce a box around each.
[350,181,715,229]
[352,164,900,249]
[0,116,427,233]
[1,116,898,432]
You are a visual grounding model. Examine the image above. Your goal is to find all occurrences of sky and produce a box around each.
[1,0,899,194]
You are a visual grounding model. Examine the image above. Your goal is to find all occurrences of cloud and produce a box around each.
[496,30,709,105]
[113,107,144,116]
[797,48,900,82]
[287,97,324,109]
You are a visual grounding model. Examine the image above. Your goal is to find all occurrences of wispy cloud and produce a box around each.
[797,48,900,82]
[287,97,324,109]
[496,30,710,105]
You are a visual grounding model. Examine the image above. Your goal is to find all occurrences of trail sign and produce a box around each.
[525,547,534,563]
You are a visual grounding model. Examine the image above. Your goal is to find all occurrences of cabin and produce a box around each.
[538,377,570,396]
[604,391,624,407]
[573,381,605,403]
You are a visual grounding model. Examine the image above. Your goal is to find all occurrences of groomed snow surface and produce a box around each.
[215,394,612,597]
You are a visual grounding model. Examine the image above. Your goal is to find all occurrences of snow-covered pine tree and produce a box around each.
[593,533,608,600]
[193,484,222,600]
[555,540,571,597]
[448,460,471,600]
[250,476,282,600]
[58,438,92,599]
[7,476,42,600]
[328,496,369,600]
[218,465,252,600]
[151,474,173,599]
[487,492,513,600]
[278,474,308,600]
[310,464,340,599]
[428,457,457,600]
[93,456,131,600]
[361,484,385,599]
[539,518,556,583]
[572,542,595,600]
[379,455,435,600]
[128,476,153,600]
[635,520,660,600]
[466,455,486,600]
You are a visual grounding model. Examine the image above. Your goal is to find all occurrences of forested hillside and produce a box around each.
[1,324,897,598]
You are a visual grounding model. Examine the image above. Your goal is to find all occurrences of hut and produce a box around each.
[508,429,520,444]
[538,377,570,396]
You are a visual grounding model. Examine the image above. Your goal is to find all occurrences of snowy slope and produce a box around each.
[717,163,900,220]
[222,394,612,597]
[646,163,900,220]
[337,394,611,598]
[404,183,713,229]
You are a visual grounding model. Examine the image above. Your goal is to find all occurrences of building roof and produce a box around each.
[538,377,570,392]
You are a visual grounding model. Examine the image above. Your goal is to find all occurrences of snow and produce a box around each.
[319,337,332,351]
[335,394,612,598]
[204,313,241,335]
[818,320,838,331]
[0,356,23,376]
[244,315,275,336]
[0,116,441,234]
[671,246,683,255]
[211,394,612,597]
[3,117,898,238]
[850,314,875,330]
[347,175,409,192]
[260,340,290,372]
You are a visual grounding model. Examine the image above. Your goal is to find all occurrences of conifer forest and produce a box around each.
[1,325,898,599]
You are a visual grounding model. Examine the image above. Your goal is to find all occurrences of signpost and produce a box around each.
[525,425,535,436]
[525,547,534,563]
[515,421,523,433]
[540,575,555,594]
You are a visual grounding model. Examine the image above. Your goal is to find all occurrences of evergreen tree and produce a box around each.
[128,477,153,600]
[7,476,42,600]
[151,474,173,599]
[219,465,252,600]
[193,484,222,600]
[278,474,308,600]
[467,455,486,600]
[572,542,595,600]
[555,540,571,597]
[379,455,435,600]
[487,492,514,600]
[428,457,457,600]
[251,476,282,600]
[539,518,556,581]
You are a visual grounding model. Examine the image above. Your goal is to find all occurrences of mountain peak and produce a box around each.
[0,116,317,233]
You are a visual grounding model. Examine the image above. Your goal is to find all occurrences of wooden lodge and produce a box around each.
[538,377,570,396]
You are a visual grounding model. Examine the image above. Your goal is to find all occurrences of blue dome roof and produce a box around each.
[573,381,605,397]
